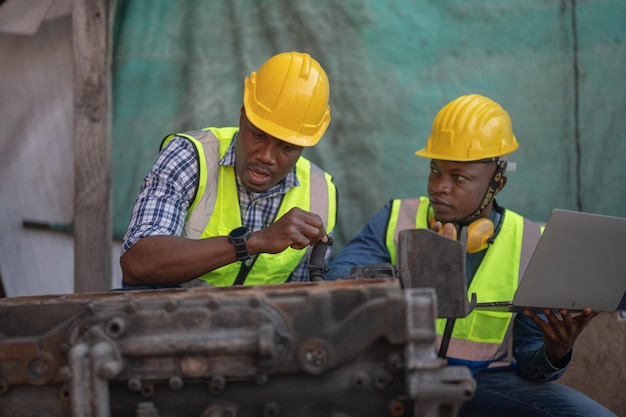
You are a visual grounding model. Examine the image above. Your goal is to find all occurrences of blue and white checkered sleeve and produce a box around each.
[121,137,199,254]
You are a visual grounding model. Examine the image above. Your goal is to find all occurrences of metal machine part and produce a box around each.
[0,279,474,417]
[0,228,476,416]
[308,235,334,282]
[397,228,476,319]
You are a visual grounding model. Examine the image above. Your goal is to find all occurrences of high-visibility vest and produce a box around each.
[161,127,337,286]
[386,197,542,365]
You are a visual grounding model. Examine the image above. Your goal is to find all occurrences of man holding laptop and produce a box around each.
[326,94,615,416]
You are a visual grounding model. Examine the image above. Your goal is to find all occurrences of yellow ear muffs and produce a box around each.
[465,217,495,254]
[428,209,494,253]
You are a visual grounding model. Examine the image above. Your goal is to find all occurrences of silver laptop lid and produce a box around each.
[511,209,626,312]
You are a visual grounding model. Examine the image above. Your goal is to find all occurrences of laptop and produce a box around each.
[474,209,626,313]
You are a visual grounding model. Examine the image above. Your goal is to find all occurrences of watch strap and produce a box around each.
[229,227,251,262]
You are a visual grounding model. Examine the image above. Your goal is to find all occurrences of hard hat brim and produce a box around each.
[414,138,519,162]
[244,103,330,147]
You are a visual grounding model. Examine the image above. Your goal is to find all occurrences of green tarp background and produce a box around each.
[112,0,626,253]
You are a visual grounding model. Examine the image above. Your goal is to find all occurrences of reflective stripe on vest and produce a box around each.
[386,197,428,264]
[162,128,337,286]
[385,197,542,363]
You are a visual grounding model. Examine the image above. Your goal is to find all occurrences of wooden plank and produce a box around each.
[72,0,116,292]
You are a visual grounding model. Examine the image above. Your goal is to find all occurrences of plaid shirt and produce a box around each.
[122,134,312,282]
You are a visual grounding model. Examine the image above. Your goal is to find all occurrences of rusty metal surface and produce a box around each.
[0,279,474,417]
[397,229,473,318]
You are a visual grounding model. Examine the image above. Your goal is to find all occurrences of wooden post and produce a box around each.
[72,0,116,292]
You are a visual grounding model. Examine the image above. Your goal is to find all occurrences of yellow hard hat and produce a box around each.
[243,52,331,147]
[415,94,519,161]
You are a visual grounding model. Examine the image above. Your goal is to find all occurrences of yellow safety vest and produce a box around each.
[161,127,337,286]
[386,197,542,364]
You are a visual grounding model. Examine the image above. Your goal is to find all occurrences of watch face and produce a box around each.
[230,227,248,239]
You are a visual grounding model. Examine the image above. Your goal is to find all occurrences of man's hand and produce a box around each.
[247,207,328,254]
[432,221,458,240]
[524,307,599,367]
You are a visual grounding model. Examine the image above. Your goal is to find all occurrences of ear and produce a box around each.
[239,106,245,124]
[494,175,507,195]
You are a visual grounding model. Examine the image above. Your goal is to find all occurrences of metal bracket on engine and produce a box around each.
[404,287,476,417]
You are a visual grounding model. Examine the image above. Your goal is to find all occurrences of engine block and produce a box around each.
[0,278,474,417]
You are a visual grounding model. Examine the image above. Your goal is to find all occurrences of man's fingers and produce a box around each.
[543,308,562,326]
[441,223,457,239]
[559,309,574,326]
[575,309,599,331]
[524,310,550,332]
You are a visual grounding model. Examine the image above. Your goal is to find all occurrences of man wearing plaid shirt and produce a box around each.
[120,52,337,288]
